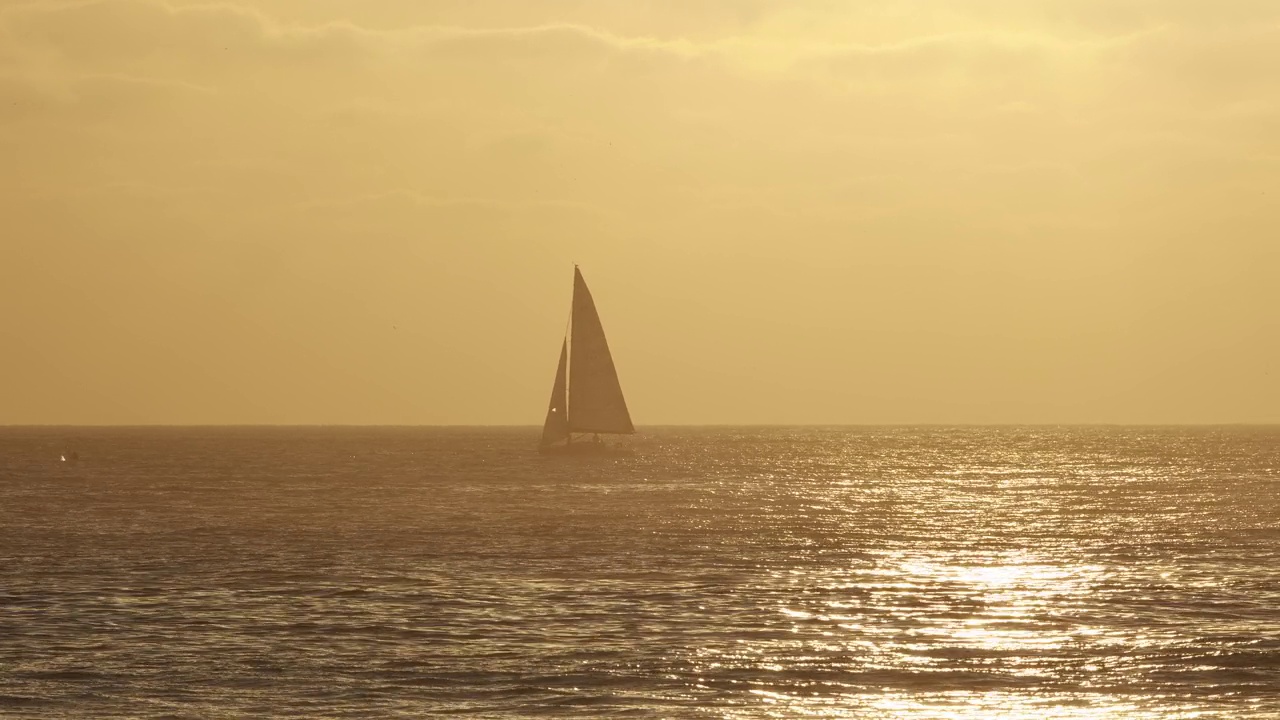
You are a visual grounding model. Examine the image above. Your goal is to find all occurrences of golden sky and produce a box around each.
[2,0,1277,424]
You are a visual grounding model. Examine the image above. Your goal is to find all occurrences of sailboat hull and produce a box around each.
[538,442,633,457]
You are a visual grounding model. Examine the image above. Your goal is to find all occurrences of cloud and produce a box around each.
[0,71,213,124]
[0,0,702,82]
[2,0,367,65]
[2,0,1276,263]
[5,0,1275,132]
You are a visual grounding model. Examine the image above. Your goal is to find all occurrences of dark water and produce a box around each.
[2,427,1279,718]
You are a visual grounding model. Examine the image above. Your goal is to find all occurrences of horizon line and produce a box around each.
[3,422,1279,429]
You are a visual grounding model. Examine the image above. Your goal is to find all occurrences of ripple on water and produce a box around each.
[1,426,1278,718]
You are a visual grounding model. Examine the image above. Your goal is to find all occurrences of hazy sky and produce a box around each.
[2,0,1277,425]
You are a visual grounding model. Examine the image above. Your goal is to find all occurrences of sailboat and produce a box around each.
[539,266,635,455]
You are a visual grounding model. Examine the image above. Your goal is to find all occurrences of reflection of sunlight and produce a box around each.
[897,553,1102,591]
[722,691,1166,719]
[691,549,1145,719]
[959,563,1038,587]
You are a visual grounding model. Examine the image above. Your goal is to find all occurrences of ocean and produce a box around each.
[1,426,1278,718]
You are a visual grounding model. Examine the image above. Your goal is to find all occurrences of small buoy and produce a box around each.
[60,455,66,462]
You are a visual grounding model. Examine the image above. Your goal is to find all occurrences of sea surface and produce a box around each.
[1,426,1279,718]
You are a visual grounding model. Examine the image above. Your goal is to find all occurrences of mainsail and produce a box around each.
[539,267,634,447]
